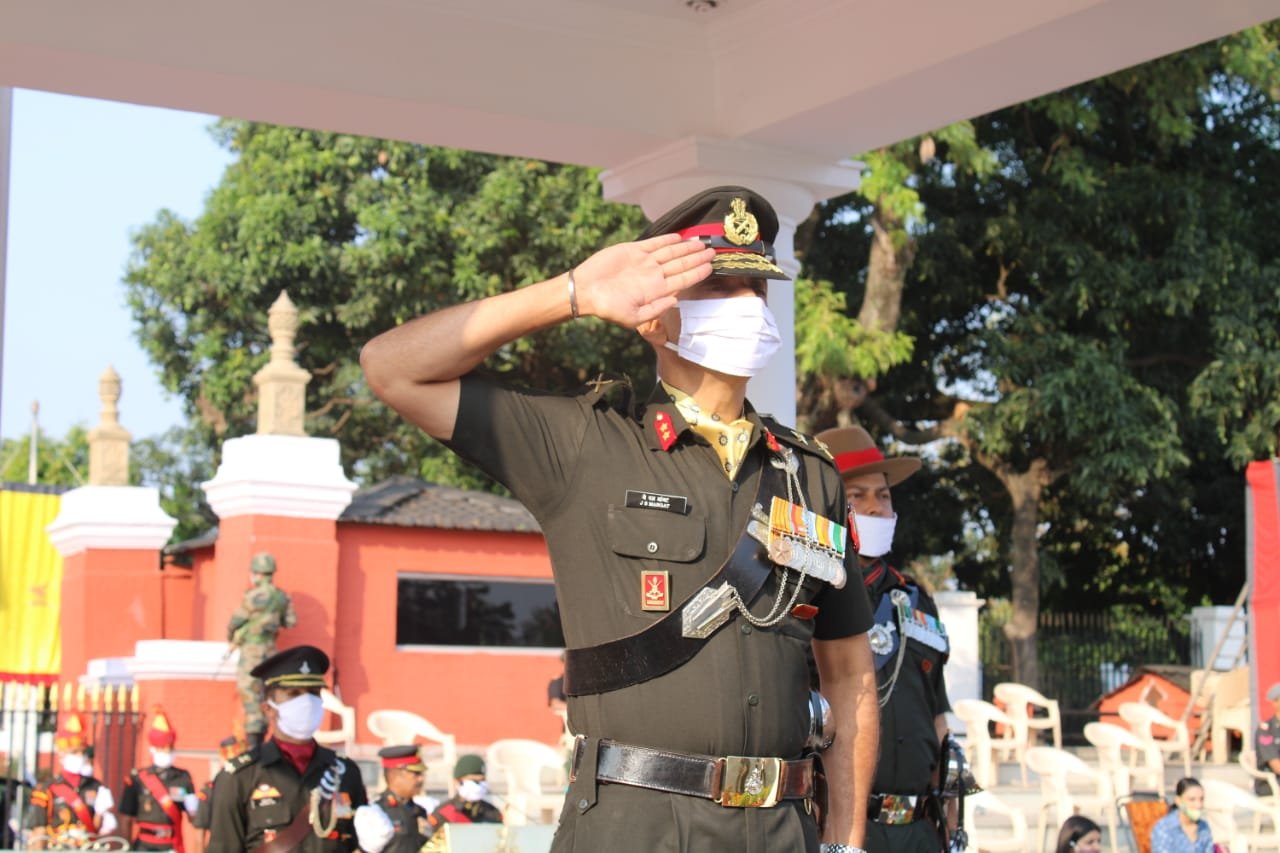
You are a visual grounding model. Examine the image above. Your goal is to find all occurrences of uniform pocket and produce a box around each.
[246,799,292,834]
[607,505,706,562]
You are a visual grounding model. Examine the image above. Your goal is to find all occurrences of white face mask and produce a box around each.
[852,513,897,558]
[61,753,88,776]
[151,748,174,769]
[268,693,325,740]
[457,779,489,803]
[664,297,781,378]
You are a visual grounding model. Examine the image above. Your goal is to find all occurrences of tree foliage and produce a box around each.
[125,125,649,491]
[800,23,1280,684]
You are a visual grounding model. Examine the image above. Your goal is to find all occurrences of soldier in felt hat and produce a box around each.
[363,186,879,853]
[228,552,298,750]
[25,711,117,848]
[119,707,199,851]
[814,425,955,852]
[207,645,367,853]
[353,746,432,853]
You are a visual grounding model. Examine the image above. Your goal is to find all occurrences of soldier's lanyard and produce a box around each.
[876,589,912,707]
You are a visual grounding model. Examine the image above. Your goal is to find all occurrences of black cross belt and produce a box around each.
[563,457,787,696]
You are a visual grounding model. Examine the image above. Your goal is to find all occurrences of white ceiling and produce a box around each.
[2,0,1277,170]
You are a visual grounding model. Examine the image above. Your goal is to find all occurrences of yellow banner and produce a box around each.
[0,486,63,679]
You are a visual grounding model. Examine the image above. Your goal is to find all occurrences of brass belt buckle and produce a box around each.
[718,756,783,808]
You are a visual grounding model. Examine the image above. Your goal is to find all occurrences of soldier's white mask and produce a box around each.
[61,753,89,776]
[151,748,174,769]
[664,297,781,378]
[852,512,897,558]
[268,693,325,740]
[457,780,489,803]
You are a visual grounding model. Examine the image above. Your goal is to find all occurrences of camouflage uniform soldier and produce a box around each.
[228,552,297,747]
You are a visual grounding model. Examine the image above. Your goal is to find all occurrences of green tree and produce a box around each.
[0,426,89,487]
[126,124,649,491]
[801,23,1280,686]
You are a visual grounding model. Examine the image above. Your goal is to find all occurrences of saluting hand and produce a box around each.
[573,234,714,328]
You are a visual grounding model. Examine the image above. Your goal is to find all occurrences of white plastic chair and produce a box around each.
[953,698,1019,788]
[1025,746,1116,853]
[1201,777,1280,852]
[485,738,567,826]
[367,709,459,796]
[1084,720,1164,797]
[313,688,356,755]
[1118,700,1193,777]
[963,789,1029,852]
[993,682,1063,785]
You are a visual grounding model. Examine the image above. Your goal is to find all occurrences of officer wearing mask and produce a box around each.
[25,712,117,848]
[423,756,502,840]
[815,426,953,852]
[207,645,367,853]
[118,708,199,851]
[361,185,878,853]
[353,746,432,853]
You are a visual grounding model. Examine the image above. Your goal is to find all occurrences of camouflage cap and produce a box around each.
[250,552,277,575]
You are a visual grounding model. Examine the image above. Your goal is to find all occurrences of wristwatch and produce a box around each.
[820,845,868,853]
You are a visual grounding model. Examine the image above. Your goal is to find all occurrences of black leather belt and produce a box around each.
[573,736,813,808]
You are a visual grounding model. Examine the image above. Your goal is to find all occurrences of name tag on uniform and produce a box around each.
[625,489,688,514]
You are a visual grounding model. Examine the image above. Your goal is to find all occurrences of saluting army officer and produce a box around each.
[207,645,367,853]
[816,426,953,852]
[363,186,879,853]
[352,746,431,853]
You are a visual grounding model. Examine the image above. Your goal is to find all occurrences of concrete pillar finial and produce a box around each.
[88,365,132,486]
[253,290,311,436]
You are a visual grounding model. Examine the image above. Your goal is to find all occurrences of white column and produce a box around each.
[935,589,985,734]
[203,434,356,520]
[47,485,176,556]
[601,137,861,426]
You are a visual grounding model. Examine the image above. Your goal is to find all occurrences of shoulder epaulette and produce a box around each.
[582,373,633,409]
[758,416,831,460]
[229,748,260,773]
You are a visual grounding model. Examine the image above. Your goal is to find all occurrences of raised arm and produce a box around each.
[360,234,713,440]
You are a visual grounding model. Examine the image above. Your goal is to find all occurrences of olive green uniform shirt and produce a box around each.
[863,562,951,853]
[444,376,874,853]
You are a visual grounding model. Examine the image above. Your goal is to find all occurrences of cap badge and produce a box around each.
[299,661,311,674]
[724,198,758,246]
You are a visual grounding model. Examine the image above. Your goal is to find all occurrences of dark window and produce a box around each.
[396,575,565,648]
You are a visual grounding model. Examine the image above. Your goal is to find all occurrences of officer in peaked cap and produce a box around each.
[207,645,367,853]
[353,747,431,853]
[363,185,879,853]
[816,425,954,852]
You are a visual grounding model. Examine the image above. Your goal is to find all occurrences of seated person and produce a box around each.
[1256,682,1280,794]
[1150,778,1213,853]
[425,755,502,839]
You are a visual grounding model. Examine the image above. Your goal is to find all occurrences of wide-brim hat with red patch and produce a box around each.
[816,425,921,487]
[147,707,177,748]
[56,711,91,752]
[638,186,789,281]
[378,745,426,772]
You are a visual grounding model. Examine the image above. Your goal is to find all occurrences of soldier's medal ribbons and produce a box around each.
[763,497,848,588]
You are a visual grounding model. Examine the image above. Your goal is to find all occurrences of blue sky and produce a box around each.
[1,88,233,443]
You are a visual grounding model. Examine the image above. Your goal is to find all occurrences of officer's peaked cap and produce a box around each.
[638,186,789,281]
[250,644,329,689]
[379,745,426,772]
[815,425,921,487]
